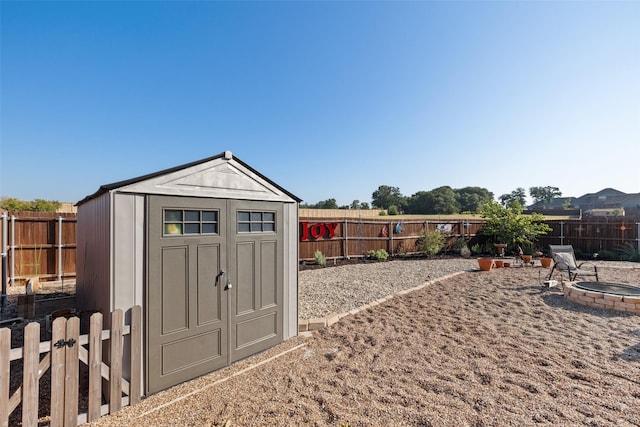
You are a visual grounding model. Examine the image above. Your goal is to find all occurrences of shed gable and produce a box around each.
[112,156,295,202]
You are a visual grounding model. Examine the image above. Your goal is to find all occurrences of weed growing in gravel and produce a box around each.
[314,250,327,266]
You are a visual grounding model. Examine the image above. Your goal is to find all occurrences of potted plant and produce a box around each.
[477,257,495,271]
[539,248,553,268]
[520,244,533,264]
[479,201,552,257]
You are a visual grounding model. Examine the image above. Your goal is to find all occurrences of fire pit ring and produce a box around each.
[563,281,640,314]
[574,281,640,296]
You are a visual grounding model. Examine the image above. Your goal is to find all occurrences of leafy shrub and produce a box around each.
[453,237,467,252]
[595,250,617,261]
[470,243,482,255]
[460,245,471,258]
[387,205,399,215]
[313,250,327,266]
[415,229,445,256]
[617,242,640,262]
[367,249,389,260]
[483,241,496,256]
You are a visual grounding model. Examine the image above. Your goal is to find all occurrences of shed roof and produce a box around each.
[77,151,301,205]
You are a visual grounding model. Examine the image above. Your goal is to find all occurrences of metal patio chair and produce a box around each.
[547,245,599,281]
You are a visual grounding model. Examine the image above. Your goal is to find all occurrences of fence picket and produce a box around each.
[109,309,123,413]
[88,312,103,422]
[64,317,79,426]
[1,305,141,427]
[0,328,9,427]
[50,317,66,427]
[130,305,142,405]
[22,322,40,427]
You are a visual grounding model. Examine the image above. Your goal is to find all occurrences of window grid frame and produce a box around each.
[163,209,219,236]
[237,210,276,234]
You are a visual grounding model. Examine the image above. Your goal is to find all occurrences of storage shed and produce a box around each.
[76,151,300,394]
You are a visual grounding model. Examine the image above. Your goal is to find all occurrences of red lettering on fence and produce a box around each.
[300,222,339,241]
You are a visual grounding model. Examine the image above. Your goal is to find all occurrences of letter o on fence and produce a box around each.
[310,223,325,239]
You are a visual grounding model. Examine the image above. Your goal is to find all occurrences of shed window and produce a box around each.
[237,211,275,233]
[164,209,218,236]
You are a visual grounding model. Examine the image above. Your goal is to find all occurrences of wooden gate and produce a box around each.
[1,306,142,427]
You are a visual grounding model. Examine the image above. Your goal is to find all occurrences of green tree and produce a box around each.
[313,198,339,209]
[372,185,406,211]
[405,191,431,214]
[499,188,527,208]
[455,187,494,213]
[479,200,552,249]
[0,197,61,212]
[301,198,339,209]
[407,186,458,214]
[529,186,562,208]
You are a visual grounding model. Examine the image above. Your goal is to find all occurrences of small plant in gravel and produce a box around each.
[367,249,389,260]
[314,250,327,266]
[415,228,445,256]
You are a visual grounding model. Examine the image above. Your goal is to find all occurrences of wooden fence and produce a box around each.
[299,218,487,260]
[538,219,640,256]
[299,217,640,260]
[1,305,142,427]
[1,212,77,286]
[2,212,639,277]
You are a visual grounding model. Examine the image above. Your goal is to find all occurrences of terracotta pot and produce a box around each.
[540,257,553,268]
[477,257,495,271]
[521,255,532,263]
[494,260,504,268]
[503,262,511,267]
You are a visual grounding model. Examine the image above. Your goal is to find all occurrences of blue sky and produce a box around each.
[1,1,639,206]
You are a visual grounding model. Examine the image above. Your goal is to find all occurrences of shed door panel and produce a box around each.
[147,196,284,394]
[229,200,283,361]
[147,196,227,394]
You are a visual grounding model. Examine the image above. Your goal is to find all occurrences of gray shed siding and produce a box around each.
[112,193,145,312]
[76,192,111,317]
[283,202,298,339]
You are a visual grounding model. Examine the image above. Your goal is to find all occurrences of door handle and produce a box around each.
[215,269,225,286]
[225,280,233,290]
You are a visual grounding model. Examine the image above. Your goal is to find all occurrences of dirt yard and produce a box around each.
[88,265,640,426]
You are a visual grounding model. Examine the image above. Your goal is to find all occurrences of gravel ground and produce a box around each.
[89,260,640,426]
[298,258,636,318]
[299,258,478,318]
[5,259,640,426]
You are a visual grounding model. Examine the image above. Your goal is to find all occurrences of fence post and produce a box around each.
[9,216,15,287]
[1,214,6,310]
[343,219,348,259]
[1,328,9,427]
[57,216,63,282]
[559,221,565,245]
